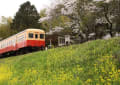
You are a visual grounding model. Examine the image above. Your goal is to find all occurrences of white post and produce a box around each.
[50,39,52,47]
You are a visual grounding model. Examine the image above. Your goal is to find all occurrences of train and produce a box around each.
[0,28,45,57]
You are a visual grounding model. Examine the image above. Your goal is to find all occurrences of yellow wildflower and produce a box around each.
[86,79,92,83]
[107,78,111,81]
[118,69,120,73]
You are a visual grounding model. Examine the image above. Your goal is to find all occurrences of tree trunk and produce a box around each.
[103,5,114,37]
[105,14,113,37]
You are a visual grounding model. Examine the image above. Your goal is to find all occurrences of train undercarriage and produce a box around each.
[0,46,45,58]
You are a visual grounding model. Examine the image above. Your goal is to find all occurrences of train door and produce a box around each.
[35,33,39,39]
[13,37,16,50]
[35,33,39,46]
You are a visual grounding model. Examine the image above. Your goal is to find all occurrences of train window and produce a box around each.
[40,34,44,39]
[29,33,33,38]
[35,34,38,39]
[18,35,24,42]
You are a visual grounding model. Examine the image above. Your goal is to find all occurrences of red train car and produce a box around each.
[0,28,45,55]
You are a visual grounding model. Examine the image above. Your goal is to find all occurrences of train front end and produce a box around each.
[26,29,45,49]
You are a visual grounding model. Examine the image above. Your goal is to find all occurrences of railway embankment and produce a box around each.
[0,37,120,85]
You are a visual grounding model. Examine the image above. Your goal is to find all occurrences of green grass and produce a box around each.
[0,37,120,85]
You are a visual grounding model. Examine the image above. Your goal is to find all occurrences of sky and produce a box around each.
[0,0,53,17]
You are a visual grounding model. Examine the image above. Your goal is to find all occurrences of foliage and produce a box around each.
[39,9,49,31]
[51,0,120,42]
[0,16,15,39]
[40,2,71,32]
[11,1,41,31]
[0,37,120,84]
[40,9,47,18]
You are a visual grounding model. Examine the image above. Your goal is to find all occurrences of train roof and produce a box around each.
[25,28,45,33]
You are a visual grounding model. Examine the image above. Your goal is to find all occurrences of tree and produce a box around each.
[55,0,120,41]
[94,0,120,37]
[48,3,70,28]
[62,0,116,40]
[40,3,71,32]
[62,0,97,41]
[112,0,120,33]
[0,16,13,39]
[39,9,50,32]
[11,1,41,31]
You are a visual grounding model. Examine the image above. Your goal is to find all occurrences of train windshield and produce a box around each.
[29,33,33,38]
[40,34,44,39]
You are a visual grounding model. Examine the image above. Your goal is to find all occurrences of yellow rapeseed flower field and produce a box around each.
[0,37,120,85]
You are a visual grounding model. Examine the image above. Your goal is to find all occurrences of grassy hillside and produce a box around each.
[0,37,120,85]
